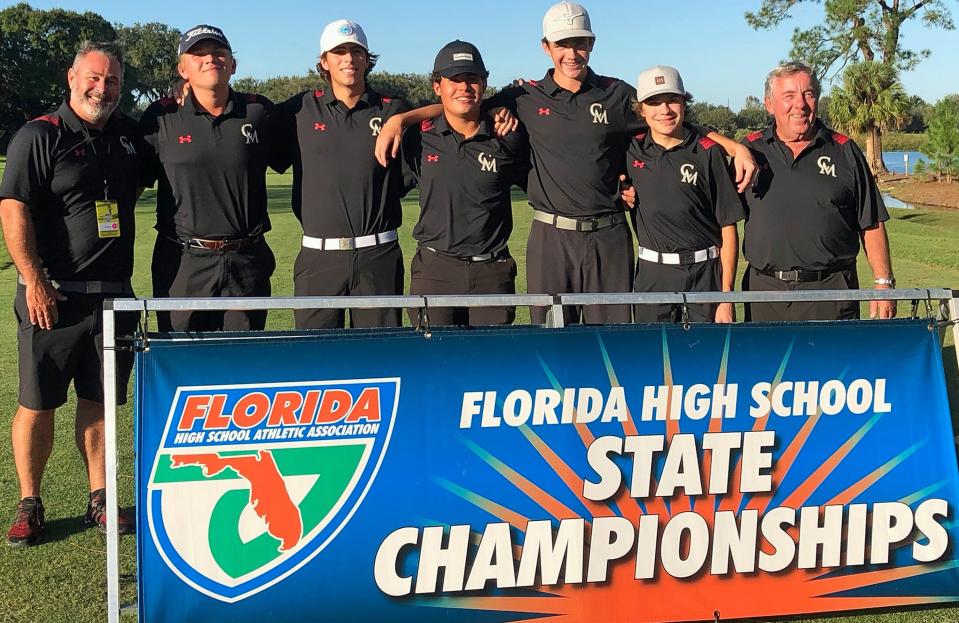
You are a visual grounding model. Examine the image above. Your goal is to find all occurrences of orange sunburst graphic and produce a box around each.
[421,327,958,623]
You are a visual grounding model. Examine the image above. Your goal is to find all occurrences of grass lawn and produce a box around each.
[0,159,957,622]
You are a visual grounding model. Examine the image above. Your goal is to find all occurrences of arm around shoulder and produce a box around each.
[375,103,443,166]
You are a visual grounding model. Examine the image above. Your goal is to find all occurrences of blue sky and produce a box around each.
[17,0,959,107]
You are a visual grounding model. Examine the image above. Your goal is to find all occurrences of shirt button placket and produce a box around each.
[212,116,222,144]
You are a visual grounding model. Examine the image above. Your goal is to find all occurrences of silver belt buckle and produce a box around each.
[340,238,355,250]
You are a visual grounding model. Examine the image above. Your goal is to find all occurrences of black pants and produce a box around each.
[408,247,516,327]
[633,258,721,323]
[526,220,633,325]
[743,265,860,322]
[293,242,403,329]
[152,236,275,332]
[14,284,136,410]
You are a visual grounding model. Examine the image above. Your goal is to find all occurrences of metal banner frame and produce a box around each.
[102,287,959,622]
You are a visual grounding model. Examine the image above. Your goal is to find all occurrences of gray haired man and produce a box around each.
[740,61,896,322]
[0,41,143,545]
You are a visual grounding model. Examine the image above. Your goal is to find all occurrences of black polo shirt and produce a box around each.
[741,121,888,272]
[400,115,528,258]
[0,102,142,280]
[486,68,642,219]
[627,124,745,252]
[139,89,286,239]
[279,88,410,238]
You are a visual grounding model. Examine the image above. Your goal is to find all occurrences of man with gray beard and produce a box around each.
[0,41,144,545]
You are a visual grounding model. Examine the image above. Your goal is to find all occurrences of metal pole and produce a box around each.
[949,296,959,377]
[103,306,120,623]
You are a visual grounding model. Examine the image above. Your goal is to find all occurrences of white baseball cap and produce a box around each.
[542,1,595,42]
[636,65,686,102]
[319,19,368,55]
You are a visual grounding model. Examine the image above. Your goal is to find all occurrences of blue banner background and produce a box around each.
[135,320,959,622]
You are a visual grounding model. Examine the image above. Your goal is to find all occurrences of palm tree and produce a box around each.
[828,61,909,175]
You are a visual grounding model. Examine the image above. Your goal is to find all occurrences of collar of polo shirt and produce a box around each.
[765,118,830,145]
[184,87,239,116]
[542,66,601,95]
[433,114,494,141]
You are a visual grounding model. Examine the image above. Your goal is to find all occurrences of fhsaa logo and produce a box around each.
[147,378,399,602]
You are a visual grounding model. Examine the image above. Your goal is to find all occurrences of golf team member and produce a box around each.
[141,25,286,331]
[400,41,529,327]
[0,41,139,545]
[378,1,756,325]
[622,66,744,323]
[281,20,410,329]
[741,61,896,322]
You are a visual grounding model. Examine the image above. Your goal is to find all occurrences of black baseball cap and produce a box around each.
[433,40,488,79]
[178,24,232,55]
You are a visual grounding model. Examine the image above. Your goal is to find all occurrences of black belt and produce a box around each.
[172,235,262,252]
[755,265,848,283]
[17,274,132,295]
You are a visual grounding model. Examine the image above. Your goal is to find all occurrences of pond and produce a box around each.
[881,151,944,210]
[883,151,928,175]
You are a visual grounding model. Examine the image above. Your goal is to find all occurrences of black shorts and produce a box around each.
[526,219,633,325]
[15,284,135,410]
[742,265,860,322]
[407,246,516,327]
[293,242,403,329]
[633,258,721,323]
[153,236,276,332]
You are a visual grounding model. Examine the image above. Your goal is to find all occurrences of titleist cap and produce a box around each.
[178,25,231,55]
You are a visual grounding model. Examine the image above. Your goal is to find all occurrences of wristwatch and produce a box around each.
[874,277,896,287]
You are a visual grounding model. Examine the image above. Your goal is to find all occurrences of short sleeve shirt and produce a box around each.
[139,90,286,239]
[626,124,745,252]
[0,102,143,280]
[280,88,411,238]
[487,68,643,218]
[741,121,888,272]
[400,116,529,258]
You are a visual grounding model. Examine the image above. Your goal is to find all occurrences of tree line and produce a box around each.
[1,1,956,178]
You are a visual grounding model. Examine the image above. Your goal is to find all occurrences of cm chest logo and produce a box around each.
[146,378,399,603]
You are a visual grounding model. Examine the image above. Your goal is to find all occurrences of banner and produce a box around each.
[135,320,959,622]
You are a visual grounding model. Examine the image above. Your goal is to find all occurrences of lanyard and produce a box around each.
[78,122,112,201]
